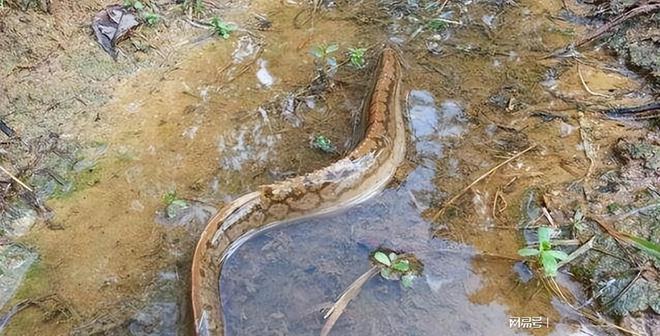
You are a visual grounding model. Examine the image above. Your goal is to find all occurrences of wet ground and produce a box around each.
[0,0,658,335]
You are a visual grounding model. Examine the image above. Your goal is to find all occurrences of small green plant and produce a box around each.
[143,12,160,25]
[0,0,4,8]
[310,43,339,74]
[162,191,188,219]
[348,47,367,69]
[372,250,422,288]
[518,227,569,277]
[183,0,204,15]
[123,0,145,10]
[311,135,335,153]
[123,0,161,26]
[210,16,236,39]
[427,18,448,31]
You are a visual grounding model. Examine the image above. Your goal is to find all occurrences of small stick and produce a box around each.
[0,165,33,192]
[436,0,451,13]
[321,266,379,336]
[557,236,595,268]
[577,64,611,98]
[433,144,537,221]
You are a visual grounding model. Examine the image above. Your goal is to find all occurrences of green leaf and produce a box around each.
[401,274,414,288]
[546,250,569,261]
[624,234,660,260]
[374,252,391,267]
[310,47,324,58]
[388,253,398,262]
[325,44,339,53]
[517,248,540,257]
[538,227,551,245]
[392,260,410,272]
[133,1,144,10]
[171,199,188,208]
[380,268,393,279]
[541,252,558,277]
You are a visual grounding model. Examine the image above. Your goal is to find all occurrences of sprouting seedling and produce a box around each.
[518,227,569,277]
[310,43,339,60]
[310,43,339,74]
[322,249,423,336]
[348,47,367,69]
[211,17,236,39]
[427,18,448,31]
[162,191,188,218]
[143,12,160,25]
[123,0,145,10]
[311,135,336,154]
[183,0,205,15]
[372,250,421,288]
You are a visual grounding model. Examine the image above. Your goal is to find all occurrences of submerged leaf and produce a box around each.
[401,274,414,288]
[374,252,391,267]
[518,248,540,257]
[380,268,393,280]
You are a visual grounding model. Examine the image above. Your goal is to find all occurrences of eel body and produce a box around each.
[191,47,406,336]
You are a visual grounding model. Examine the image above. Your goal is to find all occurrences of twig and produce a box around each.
[436,0,451,14]
[577,64,611,98]
[432,144,537,221]
[576,3,660,48]
[0,165,33,192]
[321,266,379,336]
[558,236,595,268]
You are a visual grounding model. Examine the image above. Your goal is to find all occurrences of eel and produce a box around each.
[190,47,406,336]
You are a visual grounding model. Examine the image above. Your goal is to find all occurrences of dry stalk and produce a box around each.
[321,266,379,336]
[0,165,33,192]
[432,144,537,221]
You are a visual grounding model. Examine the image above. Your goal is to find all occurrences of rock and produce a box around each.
[0,245,37,309]
[0,203,37,238]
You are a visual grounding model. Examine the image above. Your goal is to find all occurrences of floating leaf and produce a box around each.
[517,248,540,257]
[392,260,410,272]
[374,252,391,267]
[388,253,398,262]
[546,250,569,261]
[401,274,414,288]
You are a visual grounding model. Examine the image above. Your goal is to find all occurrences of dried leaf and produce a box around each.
[92,5,139,59]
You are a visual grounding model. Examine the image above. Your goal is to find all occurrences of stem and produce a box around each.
[321,266,379,336]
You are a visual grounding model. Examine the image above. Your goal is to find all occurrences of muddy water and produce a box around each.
[3,0,656,335]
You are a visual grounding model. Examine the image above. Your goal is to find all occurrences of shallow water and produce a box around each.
[220,91,521,336]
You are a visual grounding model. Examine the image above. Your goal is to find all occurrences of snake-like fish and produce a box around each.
[191,47,406,336]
